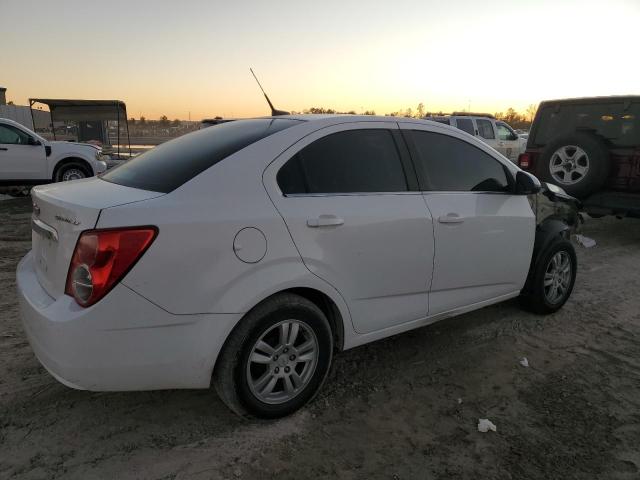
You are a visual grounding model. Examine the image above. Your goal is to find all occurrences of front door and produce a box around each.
[264,122,435,334]
[495,121,521,162]
[0,123,46,180]
[400,123,535,315]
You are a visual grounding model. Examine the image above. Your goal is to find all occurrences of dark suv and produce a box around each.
[518,96,640,217]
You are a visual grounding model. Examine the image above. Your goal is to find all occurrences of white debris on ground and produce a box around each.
[574,234,597,248]
[457,398,463,404]
[478,419,497,433]
[0,194,14,202]
[520,357,529,368]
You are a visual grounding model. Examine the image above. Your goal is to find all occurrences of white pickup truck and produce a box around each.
[0,118,107,184]
[424,113,523,163]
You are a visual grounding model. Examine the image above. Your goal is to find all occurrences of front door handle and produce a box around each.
[307,215,345,228]
[438,213,465,224]
[0,147,8,151]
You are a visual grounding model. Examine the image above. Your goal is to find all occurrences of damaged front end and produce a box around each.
[530,183,582,233]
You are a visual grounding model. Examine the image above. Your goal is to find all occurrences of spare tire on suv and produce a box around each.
[538,132,609,198]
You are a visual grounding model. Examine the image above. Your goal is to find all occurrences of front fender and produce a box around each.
[522,219,571,295]
[49,151,99,178]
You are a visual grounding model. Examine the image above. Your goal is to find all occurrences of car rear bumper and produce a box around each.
[17,251,241,391]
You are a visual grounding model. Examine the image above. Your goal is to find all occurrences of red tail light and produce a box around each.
[518,152,532,169]
[65,227,158,307]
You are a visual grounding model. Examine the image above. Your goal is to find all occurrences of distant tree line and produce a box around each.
[126,103,539,131]
[298,103,538,129]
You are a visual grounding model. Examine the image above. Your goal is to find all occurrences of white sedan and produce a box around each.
[17,115,578,418]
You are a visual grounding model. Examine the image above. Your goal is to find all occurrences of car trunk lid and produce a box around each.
[31,178,164,299]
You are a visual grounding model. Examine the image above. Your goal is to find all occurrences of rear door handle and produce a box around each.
[0,147,8,151]
[438,213,465,224]
[307,215,344,228]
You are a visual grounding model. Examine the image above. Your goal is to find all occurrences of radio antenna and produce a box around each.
[250,68,289,116]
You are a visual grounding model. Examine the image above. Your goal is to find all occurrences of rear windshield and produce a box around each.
[532,101,640,148]
[101,118,300,193]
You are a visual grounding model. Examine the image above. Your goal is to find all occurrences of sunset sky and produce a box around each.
[3,0,639,120]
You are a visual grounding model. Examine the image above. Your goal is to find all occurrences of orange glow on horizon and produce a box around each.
[3,0,639,121]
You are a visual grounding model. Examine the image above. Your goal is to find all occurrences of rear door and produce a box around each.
[0,123,46,180]
[264,122,435,334]
[400,122,535,315]
[475,118,500,152]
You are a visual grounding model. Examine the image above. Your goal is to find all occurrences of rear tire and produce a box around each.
[213,293,333,419]
[54,162,90,182]
[539,133,609,198]
[520,239,577,315]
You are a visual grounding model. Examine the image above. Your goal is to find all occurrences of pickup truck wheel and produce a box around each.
[539,133,609,198]
[520,239,577,315]
[213,293,333,419]
[55,163,90,182]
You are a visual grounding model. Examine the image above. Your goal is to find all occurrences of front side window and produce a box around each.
[408,130,510,192]
[496,122,518,141]
[455,118,475,135]
[476,119,495,139]
[277,129,408,195]
[0,124,30,145]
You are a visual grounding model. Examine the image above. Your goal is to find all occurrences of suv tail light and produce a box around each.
[65,227,158,307]
[518,152,532,169]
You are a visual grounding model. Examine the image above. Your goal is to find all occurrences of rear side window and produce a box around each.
[408,130,510,192]
[277,129,408,194]
[455,118,475,135]
[476,119,495,139]
[101,119,300,193]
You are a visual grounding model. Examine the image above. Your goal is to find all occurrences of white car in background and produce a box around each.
[425,113,523,162]
[0,118,107,184]
[17,115,578,419]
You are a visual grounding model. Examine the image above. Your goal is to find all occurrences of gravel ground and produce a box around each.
[1,196,639,480]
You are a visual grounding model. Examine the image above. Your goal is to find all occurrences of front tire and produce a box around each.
[213,293,333,419]
[520,239,577,314]
[54,162,90,182]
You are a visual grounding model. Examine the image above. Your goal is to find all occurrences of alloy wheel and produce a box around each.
[544,251,572,304]
[62,168,86,181]
[246,319,319,404]
[549,145,589,185]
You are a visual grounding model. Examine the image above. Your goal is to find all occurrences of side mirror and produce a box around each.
[515,171,542,195]
[28,137,42,146]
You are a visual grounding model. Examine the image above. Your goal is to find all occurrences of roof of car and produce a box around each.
[262,114,439,123]
[0,117,29,128]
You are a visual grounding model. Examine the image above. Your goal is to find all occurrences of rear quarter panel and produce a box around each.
[95,123,354,334]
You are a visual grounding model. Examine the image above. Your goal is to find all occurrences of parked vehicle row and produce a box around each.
[18,115,579,418]
[0,118,107,184]
[424,113,523,162]
[519,96,640,218]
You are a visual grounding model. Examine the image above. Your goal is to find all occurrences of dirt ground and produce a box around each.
[1,196,639,480]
